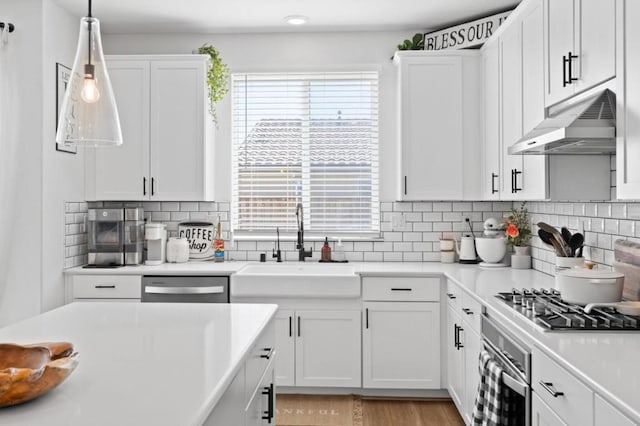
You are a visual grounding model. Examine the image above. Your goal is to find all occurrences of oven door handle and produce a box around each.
[502,371,528,397]
[144,285,225,295]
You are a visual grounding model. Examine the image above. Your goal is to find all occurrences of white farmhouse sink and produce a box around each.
[231,263,360,298]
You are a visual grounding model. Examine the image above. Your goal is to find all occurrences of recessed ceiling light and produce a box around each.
[285,15,308,25]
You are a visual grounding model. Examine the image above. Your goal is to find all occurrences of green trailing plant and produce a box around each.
[397,33,425,51]
[197,44,230,124]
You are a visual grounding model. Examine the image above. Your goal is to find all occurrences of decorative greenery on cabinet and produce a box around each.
[197,44,230,123]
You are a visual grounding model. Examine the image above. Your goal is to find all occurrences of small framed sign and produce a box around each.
[55,63,76,154]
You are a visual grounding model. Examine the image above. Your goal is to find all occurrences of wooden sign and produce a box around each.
[424,10,512,51]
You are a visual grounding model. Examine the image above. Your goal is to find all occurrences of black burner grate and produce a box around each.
[496,288,640,331]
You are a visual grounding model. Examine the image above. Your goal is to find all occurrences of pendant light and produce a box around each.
[56,0,122,147]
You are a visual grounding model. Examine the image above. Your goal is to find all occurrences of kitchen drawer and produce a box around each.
[532,348,594,426]
[362,277,440,302]
[460,291,482,334]
[245,321,276,405]
[72,275,141,299]
[445,279,461,310]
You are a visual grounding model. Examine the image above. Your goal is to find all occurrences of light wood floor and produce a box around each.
[276,395,465,426]
[361,398,465,426]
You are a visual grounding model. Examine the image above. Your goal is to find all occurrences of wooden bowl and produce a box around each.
[0,342,79,407]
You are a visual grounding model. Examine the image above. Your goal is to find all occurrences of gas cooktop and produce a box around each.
[496,289,640,331]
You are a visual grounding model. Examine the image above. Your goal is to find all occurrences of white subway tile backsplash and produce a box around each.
[433,202,452,212]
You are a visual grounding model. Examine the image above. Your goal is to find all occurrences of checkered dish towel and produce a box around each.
[472,350,506,426]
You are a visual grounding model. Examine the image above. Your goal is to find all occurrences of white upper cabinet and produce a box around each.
[395,51,481,201]
[86,55,215,201]
[499,1,548,201]
[544,0,616,107]
[617,0,640,199]
[481,43,501,199]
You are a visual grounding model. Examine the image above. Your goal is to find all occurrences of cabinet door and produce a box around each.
[446,306,464,409]
[295,310,361,387]
[398,55,463,200]
[362,302,440,389]
[500,24,524,200]
[150,60,211,201]
[462,326,481,425]
[545,0,576,106]
[521,0,548,200]
[532,394,568,426]
[482,44,501,200]
[275,309,295,387]
[245,361,275,426]
[594,394,635,426]
[86,60,150,201]
[617,0,640,198]
[575,0,616,92]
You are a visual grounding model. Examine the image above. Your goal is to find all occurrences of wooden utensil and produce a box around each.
[584,301,640,316]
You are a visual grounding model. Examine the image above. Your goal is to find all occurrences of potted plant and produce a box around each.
[505,202,532,256]
[197,44,230,124]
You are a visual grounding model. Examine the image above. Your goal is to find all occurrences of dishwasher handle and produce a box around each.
[144,285,225,295]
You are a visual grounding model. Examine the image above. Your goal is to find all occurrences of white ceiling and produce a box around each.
[52,0,521,34]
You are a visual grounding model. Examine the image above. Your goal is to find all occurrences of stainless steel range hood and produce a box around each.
[508,89,616,155]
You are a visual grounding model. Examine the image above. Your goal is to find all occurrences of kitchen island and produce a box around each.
[0,302,277,426]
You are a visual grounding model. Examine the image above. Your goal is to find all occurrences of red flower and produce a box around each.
[507,224,519,238]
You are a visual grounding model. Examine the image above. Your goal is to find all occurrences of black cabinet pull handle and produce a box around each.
[511,169,515,193]
[539,381,564,398]
[491,173,498,194]
[454,324,459,349]
[456,326,464,350]
[297,316,301,337]
[513,169,522,193]
[462,308,474,315]
[260,347,274,360]
[446,293,456,299]
[261,383,275,423]
[95,285,116,289]
[151,177,155,196]
[391,288,412,291]
[143,177,147,196]
[289,316,292,337]
[366,308,369,329]
[527,141,537,146]
[568,51,578,84]
[404,176,407,195]
[562,54,568,87]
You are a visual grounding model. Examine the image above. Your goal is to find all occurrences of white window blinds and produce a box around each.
[231,71,379,235]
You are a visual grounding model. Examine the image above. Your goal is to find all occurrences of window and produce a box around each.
[231,72,379,236]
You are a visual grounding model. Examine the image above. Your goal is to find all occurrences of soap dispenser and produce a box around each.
[333,238,346,262]
[321,237,332,262]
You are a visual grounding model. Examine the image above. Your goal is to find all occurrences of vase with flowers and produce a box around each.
[505,202,532,268]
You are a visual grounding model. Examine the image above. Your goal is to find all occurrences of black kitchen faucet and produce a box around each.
[296,203,313,261]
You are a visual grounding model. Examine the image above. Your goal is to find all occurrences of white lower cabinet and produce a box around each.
[594,394,636,426]
[445,280,483,424]
[205,320,276,426]
[67,275,142,303]
[362,302,440,389]
[274,309,295,386]
[532,393,567,426]
[295,310,361,387]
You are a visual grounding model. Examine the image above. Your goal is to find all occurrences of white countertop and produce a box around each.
[0,302,277,426]
[64,260,640,422]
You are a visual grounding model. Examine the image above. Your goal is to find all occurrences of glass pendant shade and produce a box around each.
[56,17,122,147]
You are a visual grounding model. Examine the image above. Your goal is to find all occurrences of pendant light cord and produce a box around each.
[87,0,92,68]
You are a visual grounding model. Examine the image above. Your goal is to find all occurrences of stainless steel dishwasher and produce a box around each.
[141,276,229,303]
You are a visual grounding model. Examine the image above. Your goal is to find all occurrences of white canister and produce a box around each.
[166,237,190,263]
[178,222,215,259]
[555,269,625,305]
[440,239,455,251]
[441,250,455,263]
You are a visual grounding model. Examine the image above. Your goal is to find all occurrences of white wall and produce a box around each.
[0,0,44,326]
[103,30,421,201]
[0,0,81,326]
[41,1,85,312]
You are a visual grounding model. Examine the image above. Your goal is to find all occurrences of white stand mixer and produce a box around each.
[476,218,509,268]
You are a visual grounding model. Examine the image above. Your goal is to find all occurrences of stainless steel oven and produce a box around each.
[481,313,531,426]
[141,276,229,303]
